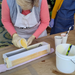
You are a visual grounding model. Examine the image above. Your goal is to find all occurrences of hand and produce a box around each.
[49,19,54,28]
[27,35,35,46]
[12,33,22,48]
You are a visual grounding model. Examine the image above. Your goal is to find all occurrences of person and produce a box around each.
[1,0,50,48]
[49,0,75,35]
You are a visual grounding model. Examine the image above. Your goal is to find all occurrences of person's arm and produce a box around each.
[33,0,50,38]
[51,0,63,19]
[1,0,17,36]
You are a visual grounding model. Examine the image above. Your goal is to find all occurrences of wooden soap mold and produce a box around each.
[3,42,50,68]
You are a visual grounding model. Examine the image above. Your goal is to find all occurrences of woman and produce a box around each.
[1,0,50,48]
[49,0,75,35]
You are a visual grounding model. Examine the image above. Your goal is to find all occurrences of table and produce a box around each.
[0,30,75,75]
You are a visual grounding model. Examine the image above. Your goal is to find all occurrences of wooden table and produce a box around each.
[0,30,75,75]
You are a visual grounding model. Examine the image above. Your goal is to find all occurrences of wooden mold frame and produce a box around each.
[3,42,50,68]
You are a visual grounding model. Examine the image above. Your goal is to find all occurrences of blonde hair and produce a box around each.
[16,0,39,10]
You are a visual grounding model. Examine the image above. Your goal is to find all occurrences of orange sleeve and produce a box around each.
[51,0,63,19]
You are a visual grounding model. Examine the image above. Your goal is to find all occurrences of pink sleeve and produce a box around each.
[1,0,16,36]
[33,0,50,38]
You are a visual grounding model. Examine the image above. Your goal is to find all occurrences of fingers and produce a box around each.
[27,35,35,46]
[12,37,22,48]
[49,22,51,27]
[49,19,54,28]
[16,42,22,48]
[49,22,54,28]
[27,38,32,46]
[49,23,52,28]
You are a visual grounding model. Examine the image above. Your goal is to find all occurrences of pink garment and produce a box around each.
[1,0,50,38]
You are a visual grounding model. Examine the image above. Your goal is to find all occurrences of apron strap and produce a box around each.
[16,1,20,13]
